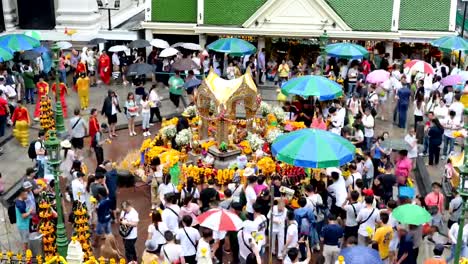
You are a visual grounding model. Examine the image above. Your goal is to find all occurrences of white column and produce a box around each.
[257,36,265,52]
[55,0,101,30]
[144,0,152,22]
[385,41,394,62]
[391,0,401,32]
[2,0,16,31]
[197,0,204,25]
[145,29,153,54]
[199,34,207,49]
[449,0,457,31]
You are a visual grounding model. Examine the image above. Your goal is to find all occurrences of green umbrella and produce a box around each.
[24,30,42,41]
[431,36,468,52]
[207,38,256,56]
[281,75,343,101]
[0,34,40,51]
[0,47,13,62]
[392,204,431,225]
[325,43,369,59]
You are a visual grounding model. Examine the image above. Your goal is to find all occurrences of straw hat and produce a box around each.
[243,167,255,177]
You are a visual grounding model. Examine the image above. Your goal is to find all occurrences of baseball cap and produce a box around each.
[22,181,33,189]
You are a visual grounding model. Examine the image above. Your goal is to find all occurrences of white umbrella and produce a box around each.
[56,41,72,50]
[108,45,129,52]
[159,47,179,57]
[150,38,170,49]
[181,43,201,50]
[171,42,184,48]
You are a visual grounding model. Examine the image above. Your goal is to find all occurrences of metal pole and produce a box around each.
[108,9,112,31]
[454,197,467,263]
[268,183,274,264]
[51,45,66,137]
[459,2,467,68]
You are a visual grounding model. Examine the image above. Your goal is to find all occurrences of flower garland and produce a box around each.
[238,140,252,155]
[161,124,177,139]
[183,105,197,118]
[259,102,271,116]
[271,106,286,122]
[257,157,276,175]
[246,133,265,151]
[175,129,192,147]
[266,128,283,143]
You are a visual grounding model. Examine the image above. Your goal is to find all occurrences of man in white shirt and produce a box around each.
[433,76,443,93]
[160,231,184,264]
[71,172,86,204]
[329,107,343,135]
[176,215,200,263]
[447,222,468,263]
[245,173,257,220]
[342,190,362,239]
[304,184,324,225]
[346,163,362,191]
[120,201,139,262]
[442,110,461,159]
[196,228,213,263]
[449,93,465,125]
[69,109,87,159]
[283,211,299,261]
[362,107,375,151]
[112,52,120,70]
[34,130,47,178]
[161,193,181,232]
[327,171,347,218]
[356,195,380,246]
[269,201,287,260]
[238,220,260,263]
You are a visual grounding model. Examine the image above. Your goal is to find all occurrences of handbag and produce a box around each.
[119,212,134,238]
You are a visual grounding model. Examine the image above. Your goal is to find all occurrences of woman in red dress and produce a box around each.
[51,82,69,118]
[99,51,111,85]
[88,108,100,147]
[34,78,49,118]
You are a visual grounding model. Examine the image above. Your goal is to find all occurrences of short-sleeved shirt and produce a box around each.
[15,199,30,230]
[160,243,183,263]
[175,227,200,257]
[397,234,415,264]
[120,208,139,239]
[168,76,184,95]
[96,198,112,223]
[321,224,344,246]
[449,196,464,221]
[373,225,393,259]
[344,202,363,227]
[286,222,299,248]
[356,207,380,237]
[69,116,86,138]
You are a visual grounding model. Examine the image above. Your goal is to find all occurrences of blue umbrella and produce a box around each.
[271,129,356,168]
[184,78,202,89]
[325,43,369,59]
[281,75,343,101]
[33,46,50,54]
[340,246,383,264]
[207,38,256,56]
[0,34,40,51]
[431,36,468,52]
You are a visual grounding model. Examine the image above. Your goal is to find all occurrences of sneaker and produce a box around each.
[149,123,154,127]
[129,132,133,137]
[133,132,137,136]
[441,155,446,160]
[65,193,71,202]
[147,131,151,136]
[142,132,147,137]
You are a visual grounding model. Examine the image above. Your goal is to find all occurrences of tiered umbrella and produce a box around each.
[126,63,154,76]
[431,36,468,52]
[88,38,107,45]
[207,38,256,56]
[128,39,150,49]
[325,43,369,59]
[159,47,179,57]
[271,129,356,168]
[340,246,383,264]
[366,70,390,84]
[281,75,343,101]
[0,47,13,62]
[441,74,463,86]
[108,45,129,52]
[404,60,434,75]
[172,58,200,71]
[392,204,431,225]
[56,41,72,50]
[150,38,170,49]
[24,30,41,41]
[197,208,243,231]
[0,34,40,51]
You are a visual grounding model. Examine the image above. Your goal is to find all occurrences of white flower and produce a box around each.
[175,129,192,146]
[266,128,283,143]
[246,132,265,151]
[161,125,177,139]
[259,102,271,116]
[183,106,197,118]
[272,106,286,122]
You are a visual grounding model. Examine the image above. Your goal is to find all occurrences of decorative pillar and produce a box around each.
[197,0,204,25]
[145,29,153,55]
[2,0,16,31]
[391,0,401,32]
[257,36,265,52]
[55,0,100,30]
[385,41,394,63]
[199,34,207,49]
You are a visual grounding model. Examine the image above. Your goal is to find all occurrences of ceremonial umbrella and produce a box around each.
[0,47,13,62]
[325,43,369,59]
[404,60,434,75]
[366,70,390,84]
[340,246,383,264]
[159,47,179,57]
[207,38,256,56]
[172,58,200,71]
[271,128,356,168]
[128,39,150,49]
[197,208,243,231]
[150,38,170,49]
[88,38,107,45]
[431,36,468,52]
[108,45,129,52]
[281,75,343,101]
[126,63,154,76]
[56,41,72,50]
[24,30,41,40]
[392,204,431,225]
[0,34,40,51]
[441,74,463,86]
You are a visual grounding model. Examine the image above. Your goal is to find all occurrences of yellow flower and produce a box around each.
[257,157,275,175]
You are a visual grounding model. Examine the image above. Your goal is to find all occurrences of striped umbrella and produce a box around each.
[431,36,468,52]
[325,43,369,59]
[207,38,256,56]
[0,34,40,51]
[24,30,41,41]
[404,60,434,75]
[0,47,13,62]
[197,208,243,231]
[281,75,343,101]
[272,128,356,168]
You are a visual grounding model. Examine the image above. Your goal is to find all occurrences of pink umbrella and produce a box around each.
[404,60,434,75]
[441,75,463,86]
[197,208,243,231]
[366,70,390,84]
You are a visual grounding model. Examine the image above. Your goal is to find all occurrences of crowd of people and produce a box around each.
[0,40,465,264]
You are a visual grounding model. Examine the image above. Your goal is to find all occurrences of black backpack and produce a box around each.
[28,140,41,160]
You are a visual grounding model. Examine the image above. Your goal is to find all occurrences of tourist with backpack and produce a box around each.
[294,197,316,260]
[28,130,46,178]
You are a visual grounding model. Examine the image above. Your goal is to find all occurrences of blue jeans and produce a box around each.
[398,103,408,128]
[422,135,429,154]
[447,244,468,262]
[59,69,67,83]
[96,221,111,235]
[443,135,455,156]
[25,88,35,103]
[348,82,357,96]
[36,159,44,178]
[365,136,373,151]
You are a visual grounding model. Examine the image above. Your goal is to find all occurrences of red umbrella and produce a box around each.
[404,60,434,75]
[197,208,243,231]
